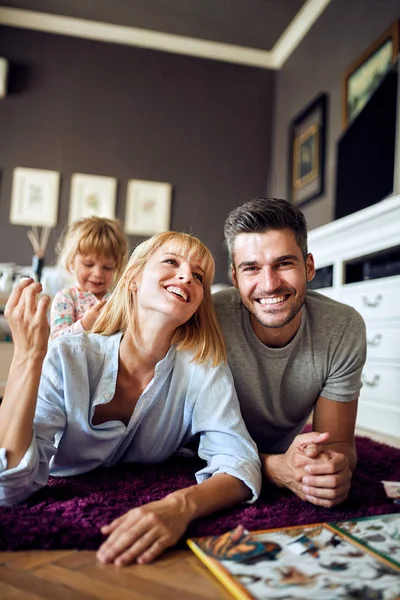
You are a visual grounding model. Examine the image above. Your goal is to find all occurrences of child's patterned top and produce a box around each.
[50,286,111,341]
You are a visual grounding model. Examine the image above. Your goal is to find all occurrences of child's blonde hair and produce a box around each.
[57,217,129,282]
[92,231,227,366]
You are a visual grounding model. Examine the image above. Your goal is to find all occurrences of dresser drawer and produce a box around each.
[360,363,400,405]
[356,398,400,438]
[366,323,400,361]
[339,276,400,320]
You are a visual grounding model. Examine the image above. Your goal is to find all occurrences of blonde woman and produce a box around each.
[0,232,261,566]
[50,217,128,340]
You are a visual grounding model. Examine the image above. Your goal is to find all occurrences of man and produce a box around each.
[213,197,366,507]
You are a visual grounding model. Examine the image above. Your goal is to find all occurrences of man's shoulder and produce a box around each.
[212,287,241,313]
[306,291,365,329]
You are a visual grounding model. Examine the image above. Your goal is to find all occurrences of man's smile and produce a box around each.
[257,294,290,305]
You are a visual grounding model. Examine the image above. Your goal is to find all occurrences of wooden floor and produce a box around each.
[0,548,232,599]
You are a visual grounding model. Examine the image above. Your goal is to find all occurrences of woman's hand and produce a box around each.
[0,279,51,468]
[5,278,50,361]
[97,495,190,566]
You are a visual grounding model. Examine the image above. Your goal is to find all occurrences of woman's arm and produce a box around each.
[97,362,261,567]
[0,279,50,468]
[97,473,249,566]
[0,280,67,506]
[192,364,261,502]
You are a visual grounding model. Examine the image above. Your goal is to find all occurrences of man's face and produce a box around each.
[231,228,315,343]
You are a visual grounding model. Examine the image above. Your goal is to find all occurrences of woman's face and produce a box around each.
[133,246,205,327]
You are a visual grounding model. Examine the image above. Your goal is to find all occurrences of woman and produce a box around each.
[0,232,261,567]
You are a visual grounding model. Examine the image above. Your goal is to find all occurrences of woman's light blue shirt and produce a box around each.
[0,332,261,506]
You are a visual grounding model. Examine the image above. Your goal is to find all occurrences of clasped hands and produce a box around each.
[273,431,352,507]
[261,431,352,508]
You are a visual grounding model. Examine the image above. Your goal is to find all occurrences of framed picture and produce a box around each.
[10,167,60,227]
[124,179,172,236]
[288,93,327,206]
[68,173,117,223]
[343,20,400,128]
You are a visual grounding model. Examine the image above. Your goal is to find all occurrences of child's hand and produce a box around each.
[81,299,107,331]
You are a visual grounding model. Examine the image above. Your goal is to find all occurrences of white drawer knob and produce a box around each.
[367,333,382,347]
[362,374,380,387]
[362,294,382,308]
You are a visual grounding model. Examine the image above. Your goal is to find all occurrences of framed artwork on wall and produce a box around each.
[10,167,60,227]
[288,93,327,207]
[343,20,400,128]
[124,179,172,236]
[68,173,117,224]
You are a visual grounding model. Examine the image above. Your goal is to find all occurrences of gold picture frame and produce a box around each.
[343,20,400,128]
[293,124,319,190]
[288,93,327,206]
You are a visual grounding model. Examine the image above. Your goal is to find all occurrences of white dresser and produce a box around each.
[308,194,400,438]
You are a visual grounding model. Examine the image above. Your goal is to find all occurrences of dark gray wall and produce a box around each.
[0,27,274,283]
[269,0,400,231]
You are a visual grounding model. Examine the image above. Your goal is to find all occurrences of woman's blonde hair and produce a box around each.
[57,217,128,282]
[92,231,227,366]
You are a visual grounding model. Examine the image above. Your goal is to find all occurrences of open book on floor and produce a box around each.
[187,513,400,600]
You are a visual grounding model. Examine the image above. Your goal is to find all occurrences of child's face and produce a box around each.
[74,253,117,298]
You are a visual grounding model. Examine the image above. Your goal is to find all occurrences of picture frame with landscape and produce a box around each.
[343,20,399,128]
[288,93,327,207]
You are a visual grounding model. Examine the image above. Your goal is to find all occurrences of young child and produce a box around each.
[50,217,128,341]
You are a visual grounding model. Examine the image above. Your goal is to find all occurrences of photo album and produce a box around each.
[187,513,400,600]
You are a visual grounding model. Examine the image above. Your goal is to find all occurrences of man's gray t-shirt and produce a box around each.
[213,288,366,454]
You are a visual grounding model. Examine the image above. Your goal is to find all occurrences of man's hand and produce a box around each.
[81,299,107,331]
[300,445,352,507]
[97,495,190,566]
[261,431,352,507]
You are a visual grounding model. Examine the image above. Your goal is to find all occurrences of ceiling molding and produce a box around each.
[271,0,333,68]
[0,1,332,70]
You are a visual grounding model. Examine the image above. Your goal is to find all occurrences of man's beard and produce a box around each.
[242,284,307,329]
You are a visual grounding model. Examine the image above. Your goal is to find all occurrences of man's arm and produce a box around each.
[260,396,358,508]
[312,395,358,471]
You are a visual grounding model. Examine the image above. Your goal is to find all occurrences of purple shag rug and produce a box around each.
[0,434,399,551]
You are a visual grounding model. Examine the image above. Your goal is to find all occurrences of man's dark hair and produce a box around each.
[224,197,308,260]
